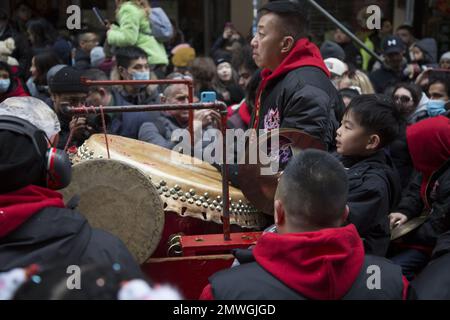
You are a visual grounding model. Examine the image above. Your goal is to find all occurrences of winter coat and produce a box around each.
[369,64,409,94]
[107,2,169,66]
[339,150,402,256]
[108,88,161,140]
[251,38,343,151]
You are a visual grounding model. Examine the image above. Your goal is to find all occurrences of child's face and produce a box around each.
[217,62,232,82]
[411,46,424,62]
[336,111,374,156]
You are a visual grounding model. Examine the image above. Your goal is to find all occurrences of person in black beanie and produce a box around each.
[48,66,92,149]
[0,113,141,276]
[320,40,346,62]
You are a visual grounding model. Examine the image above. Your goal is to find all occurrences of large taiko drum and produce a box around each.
[67,134,269,260]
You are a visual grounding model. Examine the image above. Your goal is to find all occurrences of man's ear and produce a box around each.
[340,205,350,226]
[118,66,127,79]
[281,36,295,54]
[160,94,167,104]
[366,134,381,151]
[274,199,286,229]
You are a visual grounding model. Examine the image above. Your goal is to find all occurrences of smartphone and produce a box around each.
[92,7,107,26]
[200,91,217,103]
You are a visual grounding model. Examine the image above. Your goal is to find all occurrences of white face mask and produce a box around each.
[0,79,11,93]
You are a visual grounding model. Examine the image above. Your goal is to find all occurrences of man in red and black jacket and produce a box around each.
[200,150,408,300]
[250,1,343,151]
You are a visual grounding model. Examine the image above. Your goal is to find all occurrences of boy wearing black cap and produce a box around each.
[369,35,408,94]
[250,1,343,151]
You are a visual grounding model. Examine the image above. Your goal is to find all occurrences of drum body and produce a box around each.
[72,135,269,258]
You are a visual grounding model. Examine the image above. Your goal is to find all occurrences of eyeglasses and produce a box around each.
[394,95,412,104]
[167,72,193,81]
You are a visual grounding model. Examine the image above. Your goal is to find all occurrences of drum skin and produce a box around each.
[61,159,165,263]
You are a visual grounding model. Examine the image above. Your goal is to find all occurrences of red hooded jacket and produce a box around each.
[0,185,65,238]
[200,224,387,300]
[406,116,450,207]
[252,38,330,129]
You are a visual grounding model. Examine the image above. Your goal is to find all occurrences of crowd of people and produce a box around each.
[0,0,449,300]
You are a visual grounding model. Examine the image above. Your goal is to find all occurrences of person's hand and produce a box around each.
[223,27,233,40]
[104,19,112,29]
[69,117,91,139]
[193,109,221,130]
[389,212,408,230]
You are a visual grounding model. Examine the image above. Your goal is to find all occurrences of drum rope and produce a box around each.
[63,116,78,152]
[98,104,111,159]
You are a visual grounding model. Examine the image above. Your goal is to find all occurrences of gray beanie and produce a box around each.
[320,41,346,61]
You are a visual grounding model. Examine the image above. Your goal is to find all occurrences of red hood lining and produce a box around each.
[0,185,65,238]
[253,224,365,300]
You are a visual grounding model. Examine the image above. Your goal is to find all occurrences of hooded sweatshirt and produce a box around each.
[252,225,364,300]
[201,224,409,300]
[406,116,450,207]
[251,38,341,150]
[414,38,438,66]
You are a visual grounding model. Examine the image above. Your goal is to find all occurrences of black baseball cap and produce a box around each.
[382,35,405,54]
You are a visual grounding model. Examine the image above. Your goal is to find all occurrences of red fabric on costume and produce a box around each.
[0,185,65,237]
[406,116,450,207]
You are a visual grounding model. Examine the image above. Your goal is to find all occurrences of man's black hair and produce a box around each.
[345,94,403,148]
[396,24,414,35]
[258,1,307,41]
[339,88,360,101]
[114,46,148,69]
[428,71,450,98]
[82,68,111,94]
[276,149,348,229]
